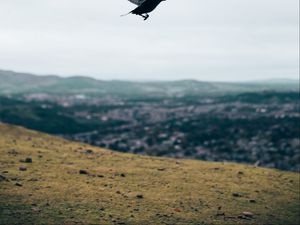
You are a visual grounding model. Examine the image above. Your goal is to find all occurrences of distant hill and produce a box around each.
[0,124,299,225]
[0,69,299,96]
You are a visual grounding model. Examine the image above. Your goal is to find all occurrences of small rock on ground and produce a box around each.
[19,166,27,171]
[136,194,143,199]
[243,211,254,218]
[232,192,242,197]
[0,175,7,182]
[79,169,88,175]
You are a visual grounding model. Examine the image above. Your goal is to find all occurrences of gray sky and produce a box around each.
[0,0,299,81]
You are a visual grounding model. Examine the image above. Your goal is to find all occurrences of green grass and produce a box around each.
[0,124,299,225]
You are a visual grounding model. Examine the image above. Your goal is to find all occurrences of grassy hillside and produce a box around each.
[0,124,299,225]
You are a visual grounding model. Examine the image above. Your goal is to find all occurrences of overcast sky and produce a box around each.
[0,0,299,81]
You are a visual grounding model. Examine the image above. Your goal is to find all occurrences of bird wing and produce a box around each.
[127,0,147,6]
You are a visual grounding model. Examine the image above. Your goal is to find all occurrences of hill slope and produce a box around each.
[1,69,299,95]
[0,124,299,225]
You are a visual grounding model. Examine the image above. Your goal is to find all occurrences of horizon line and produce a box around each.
[1,68,299,83]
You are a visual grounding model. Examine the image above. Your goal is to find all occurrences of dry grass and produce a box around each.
[0,124,299,225]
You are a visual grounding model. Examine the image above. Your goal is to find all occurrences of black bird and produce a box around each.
[122,0,166,20]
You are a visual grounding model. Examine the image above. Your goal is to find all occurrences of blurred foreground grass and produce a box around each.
[0,124,299,225]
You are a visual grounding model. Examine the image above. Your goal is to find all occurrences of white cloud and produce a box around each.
[0,0,298,81]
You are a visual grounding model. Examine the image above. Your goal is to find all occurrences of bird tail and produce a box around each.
[120,11,132,17]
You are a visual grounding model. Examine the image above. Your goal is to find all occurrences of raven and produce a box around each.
[122,0,166,20]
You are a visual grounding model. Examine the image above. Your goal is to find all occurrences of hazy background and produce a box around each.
[0,0,299,81]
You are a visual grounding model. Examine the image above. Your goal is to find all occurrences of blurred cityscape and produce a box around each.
[0,70,299,171]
